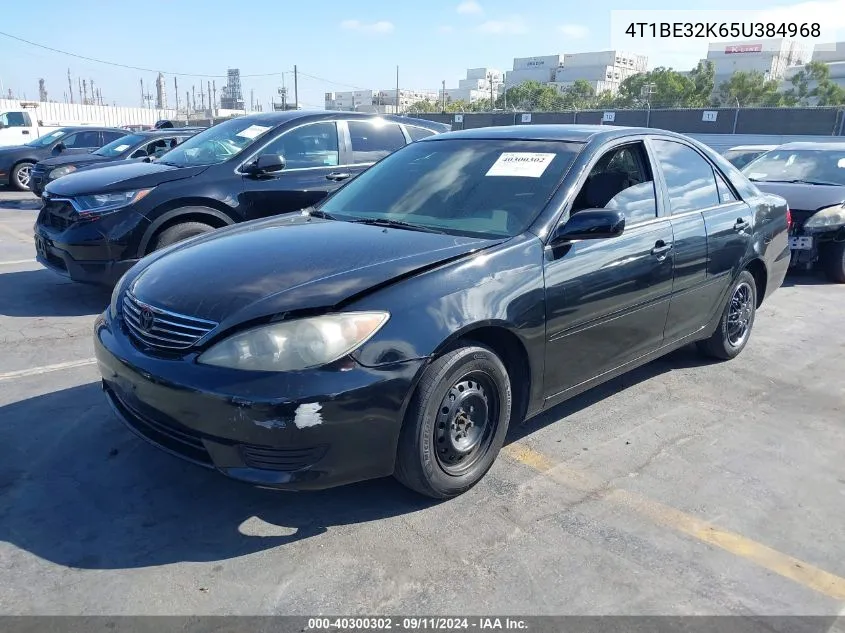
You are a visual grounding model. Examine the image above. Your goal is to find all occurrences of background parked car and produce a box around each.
[0,126,128,191]
[34,111,450,286]
[722,145,778,169]
[30,128,203,196]
[94,124,789,498]
[742,142,845,282]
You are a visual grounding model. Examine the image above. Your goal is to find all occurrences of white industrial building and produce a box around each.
[324,88,438,113]
[782,41,845,91]
[440,67,504,104]
[704,39,808,85]
[505,51,647,95]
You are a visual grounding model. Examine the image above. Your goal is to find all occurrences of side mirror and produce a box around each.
[245,154,285,175]
[53,142,66,154]
[551,209,626,244]
[130,150,147,159]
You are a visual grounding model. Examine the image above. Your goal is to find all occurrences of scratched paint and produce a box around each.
[253,418,288,430]
[293,403,323,429]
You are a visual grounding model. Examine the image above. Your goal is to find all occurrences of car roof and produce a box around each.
[420,124,693,144]
[60,126,129,133]
[726,145,777,151]
[776,142,845,150]
[227,110,448,129]
[135,128,204,136]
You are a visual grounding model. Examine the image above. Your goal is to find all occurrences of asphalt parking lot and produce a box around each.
[1,187,844,618]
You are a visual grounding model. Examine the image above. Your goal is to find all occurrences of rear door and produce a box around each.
[239,119,343,218]
[338,118,408,182]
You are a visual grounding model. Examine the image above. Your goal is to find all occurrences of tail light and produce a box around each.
[786,207,792,231]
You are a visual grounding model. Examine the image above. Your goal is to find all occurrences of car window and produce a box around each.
[652,140,720,213]
[715,171,737,203]
[319,138,583,239]
[94,133,144,157]
[348,120,406,163]
[159,118,275,168]
[65,131,102,148]
[723,150,763,169]
[261,121,340,169]
[145,138,171,157]
[1,112,28,127]
[573,142,658,225]
[102,131,126,144]
[406,126,436,141]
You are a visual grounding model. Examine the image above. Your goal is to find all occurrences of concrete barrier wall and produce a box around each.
[0,99,178,127]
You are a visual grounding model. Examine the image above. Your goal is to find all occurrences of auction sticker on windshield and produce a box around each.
[486,152,556,178]
[115,144,131,152]
[236,125,272,140]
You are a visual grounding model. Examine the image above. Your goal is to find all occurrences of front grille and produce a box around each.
[240,444,328,472]
[789,209,816,231]
[38,199,75,231]
[106,384,212,466]
[122,291,218,351]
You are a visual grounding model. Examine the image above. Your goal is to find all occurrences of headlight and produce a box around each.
[197,312,390,372]
[74,188,154,214]
[803,203,845,232]
[49,165,77,179]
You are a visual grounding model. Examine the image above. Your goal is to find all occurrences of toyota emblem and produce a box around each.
[139,307,155,332]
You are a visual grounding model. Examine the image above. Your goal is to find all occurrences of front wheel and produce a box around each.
[821,241,845,283]
[152,221,215,251]
[394,344,512,499]
[11,162,34,192]
[697,270,757,360]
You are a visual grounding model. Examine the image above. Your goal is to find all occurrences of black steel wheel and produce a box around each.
[395,343,512,499]
[697,269,757,360]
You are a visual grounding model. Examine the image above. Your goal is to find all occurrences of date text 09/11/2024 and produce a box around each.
[624,22,821,38]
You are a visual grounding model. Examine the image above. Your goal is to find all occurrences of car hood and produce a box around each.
[44,160,208,196]
[753,181,845,211]
[129,214,500,328]
[38,152,112,168]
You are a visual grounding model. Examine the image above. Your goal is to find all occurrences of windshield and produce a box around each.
[156,118,274,167]
[26,129,68,148]
[742,148,845,185]
[318,139,583,238]
[723,149,766,169]
[94,133,144,157]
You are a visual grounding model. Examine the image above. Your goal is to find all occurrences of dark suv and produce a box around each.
[0,126,127,191]
[30,128,203,196]
[34,111,449,286]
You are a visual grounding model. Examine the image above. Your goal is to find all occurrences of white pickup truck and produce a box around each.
[0,109,64,147]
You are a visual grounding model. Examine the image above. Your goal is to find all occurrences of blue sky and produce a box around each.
[1,0,842,110]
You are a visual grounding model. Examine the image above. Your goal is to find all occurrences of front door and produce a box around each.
[543,140,674,404]
[239,120,349,219]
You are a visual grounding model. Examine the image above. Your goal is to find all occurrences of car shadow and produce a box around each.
[0,197,40,210]
[780,270,831,287]
[0,268,110,317]
[0,346,714,571]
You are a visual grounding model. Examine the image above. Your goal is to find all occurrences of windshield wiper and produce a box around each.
[347,217,448,234]
[303,207,338,220]
[754,178,843,186]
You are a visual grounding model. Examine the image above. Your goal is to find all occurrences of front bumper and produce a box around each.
[788,227,845,269]
[34,205,148,286]
[94,312,425,490]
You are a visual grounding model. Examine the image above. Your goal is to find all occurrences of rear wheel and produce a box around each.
[152,221,215,251]
[697,270,757,360]
[821,241,845,283]
[394,344,512,499]
[11,162,34,192]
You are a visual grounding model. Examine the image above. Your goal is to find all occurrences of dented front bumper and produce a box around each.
[93,312,425,490]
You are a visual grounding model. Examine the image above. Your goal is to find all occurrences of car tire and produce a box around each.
[11,162,34,192]
[153,221,216,251]
[821,241,845,283]
[394,343,512,499]
[697,269,757,361]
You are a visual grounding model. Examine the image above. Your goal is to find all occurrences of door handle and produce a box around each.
[734,218,750,232]
[651,240,673,259]
[326,172,351,181]
[22,130,30,135]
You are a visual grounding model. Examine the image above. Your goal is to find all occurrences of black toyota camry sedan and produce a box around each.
[95,125,790,499]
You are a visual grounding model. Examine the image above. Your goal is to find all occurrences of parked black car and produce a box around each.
[35,111,450,286]
[30,128,202,196]
[742,142,845,282]
[0,126,128,191]
[94,124,789,499]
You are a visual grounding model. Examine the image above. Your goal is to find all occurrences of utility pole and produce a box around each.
[207,80,212,115]
[90,79,95,105]
[185,91,190,114]
[78,78,83,104]
[192,85,196,112]
[489,72,494,111]
[212,80,217,114]
[174,76,179,113]
[140,78,145,107]
[395,66,400,115]
[250,88,254,112]
[293,65,299,110]
[441,80,446,112]
[67,69,74,104]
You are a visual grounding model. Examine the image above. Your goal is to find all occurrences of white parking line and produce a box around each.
[0,358,97,382]
[0,258,35,266]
